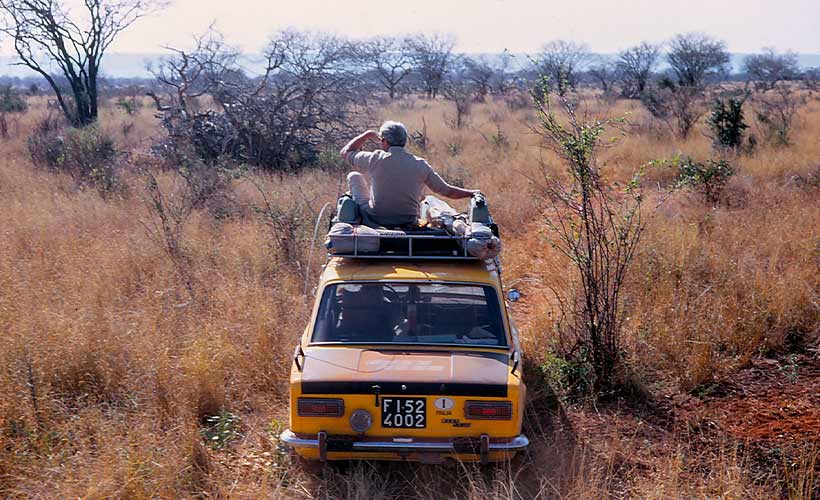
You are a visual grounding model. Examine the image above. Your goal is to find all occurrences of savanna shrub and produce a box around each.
[754,85,806,146]
[27,113,67,167]
[155,110,237,167]
[707,97,748,150]
[677,156,735,204]
[152,111,239,218]
[505,91,531,111]
[191,112,237,162]
[0,85,27,113]
[115,92,142,116]
[540,348,594,400]
[28,118,123,196]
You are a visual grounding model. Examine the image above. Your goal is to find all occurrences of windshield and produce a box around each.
[311,282,507,347]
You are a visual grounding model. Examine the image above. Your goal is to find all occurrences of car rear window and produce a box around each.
[311,282,507,347]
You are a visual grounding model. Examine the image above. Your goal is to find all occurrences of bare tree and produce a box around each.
[407,32,456,98]
[587,57,619,95]
[492,49,516,95]
[743,48,800,92]
[535,40,591,96]
[616,41,660,98]
[753,83,805,146]
[463,55,495,101]
[153,28,361,171]
[641,78,705,138]
[666,32,730,88]
[358,35,414,99]
[148,28,238,114]
[441,62,473,128]
[802,67,819,91]
[0,0,162,127]
[226,29,360,168]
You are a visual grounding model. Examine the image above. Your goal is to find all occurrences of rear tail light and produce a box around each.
[464,401,513,420]
[297,398,345,417]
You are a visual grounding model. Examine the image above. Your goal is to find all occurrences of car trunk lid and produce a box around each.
[300,347,509,396]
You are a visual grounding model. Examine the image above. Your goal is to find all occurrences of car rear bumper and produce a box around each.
[280,429,529,462]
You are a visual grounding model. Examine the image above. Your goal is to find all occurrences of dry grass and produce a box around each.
[0,91,817,498]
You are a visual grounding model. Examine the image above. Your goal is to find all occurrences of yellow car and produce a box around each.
[280,239,528,464]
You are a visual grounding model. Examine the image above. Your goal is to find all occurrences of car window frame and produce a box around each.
[308,279,512,350]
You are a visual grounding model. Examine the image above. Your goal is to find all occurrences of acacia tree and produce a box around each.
[493,50,517,95]
[462,55,495,101]
[666,32,730,88]
[0,0,161,127]
[407,32,456,98]
[358,35,414,100]
[640,78,705,138]
[753,83,805,146]
[743,48,800,92]
[617,41,660,97]
[441,61,473,128]
[535,40,590,96]
[148,28,239,114]
[587,57,619,94]
[152,29,360,171]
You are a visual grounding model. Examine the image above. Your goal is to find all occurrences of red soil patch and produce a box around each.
[682,353,820,443]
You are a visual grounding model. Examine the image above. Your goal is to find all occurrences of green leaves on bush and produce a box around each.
[540,348,594,400]
[201,411,241,450]
[707,97,748,150]
[675,155,735,204]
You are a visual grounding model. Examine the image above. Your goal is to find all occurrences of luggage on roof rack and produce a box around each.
[325,195,502,260]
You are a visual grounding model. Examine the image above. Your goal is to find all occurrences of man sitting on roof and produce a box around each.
[340,121,479,228]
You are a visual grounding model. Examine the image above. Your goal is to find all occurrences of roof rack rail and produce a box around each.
[325,194,501,261]
[327,227,479,260]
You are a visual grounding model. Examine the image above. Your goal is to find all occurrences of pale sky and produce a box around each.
[5,0,820,55]
[113,0,820,54]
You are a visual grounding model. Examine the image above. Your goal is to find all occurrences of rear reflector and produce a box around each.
[297,398,345,417]
[464,401,513,420]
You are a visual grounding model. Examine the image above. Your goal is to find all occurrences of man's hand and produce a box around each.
[447,186,481,199]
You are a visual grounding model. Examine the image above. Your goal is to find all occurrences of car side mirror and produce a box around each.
[507,289,521,303]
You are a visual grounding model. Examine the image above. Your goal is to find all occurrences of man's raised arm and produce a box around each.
[340,130,380,159]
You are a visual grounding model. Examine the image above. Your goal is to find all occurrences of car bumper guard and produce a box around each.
[280,429,529,463]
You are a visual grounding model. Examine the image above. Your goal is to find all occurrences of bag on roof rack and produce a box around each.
[326,223,380,254]
[325,195,502,259]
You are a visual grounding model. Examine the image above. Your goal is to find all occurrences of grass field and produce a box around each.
[0,91,817,498]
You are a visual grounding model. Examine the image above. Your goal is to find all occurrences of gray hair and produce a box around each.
[378,121,408,147]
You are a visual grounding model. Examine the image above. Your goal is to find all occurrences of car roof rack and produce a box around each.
[325,193,502,261]
[329,227,479,260]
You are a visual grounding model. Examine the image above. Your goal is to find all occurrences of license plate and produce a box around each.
[381,397,426,428]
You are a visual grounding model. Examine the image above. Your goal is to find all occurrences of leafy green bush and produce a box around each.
[540,348,594,400]
[707,97,748,150]
[676,156,735,204]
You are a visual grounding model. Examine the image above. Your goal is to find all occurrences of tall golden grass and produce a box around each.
[0,92,817,497]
